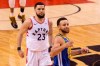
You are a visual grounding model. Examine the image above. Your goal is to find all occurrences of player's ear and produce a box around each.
[57,25,60,29]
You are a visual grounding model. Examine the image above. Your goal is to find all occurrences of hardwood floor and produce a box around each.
[0,0,100,66]
[0,24,100,66]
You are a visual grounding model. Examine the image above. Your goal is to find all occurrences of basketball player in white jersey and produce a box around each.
[17,2,53,66]
[9,0,26,28]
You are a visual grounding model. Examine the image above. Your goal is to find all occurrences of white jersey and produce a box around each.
[26,17,50,51]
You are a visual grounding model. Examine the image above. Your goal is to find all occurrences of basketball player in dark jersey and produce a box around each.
[49,17,89,66]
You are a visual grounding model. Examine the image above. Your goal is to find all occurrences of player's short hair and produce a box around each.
[34,2,45,9]
[57,17,68,26]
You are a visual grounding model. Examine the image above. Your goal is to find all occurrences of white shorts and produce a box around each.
[26,49,52,66]
[9,0,26,8]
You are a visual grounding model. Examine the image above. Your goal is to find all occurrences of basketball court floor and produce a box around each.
[0,0,100,66]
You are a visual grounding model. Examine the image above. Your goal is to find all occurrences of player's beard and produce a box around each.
[61,28,69,34]
[36,13,45,18]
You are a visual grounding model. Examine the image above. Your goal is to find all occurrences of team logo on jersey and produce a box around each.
[32,28,48,41]
[34,28,48,34]
[32,33,35,35]
[34,23,37,25]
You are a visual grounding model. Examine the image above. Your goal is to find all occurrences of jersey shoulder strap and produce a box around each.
[56,34,69,43]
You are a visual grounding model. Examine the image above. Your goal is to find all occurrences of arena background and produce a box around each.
[0,0,100,66]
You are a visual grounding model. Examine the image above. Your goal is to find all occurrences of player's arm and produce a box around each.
[71,47,89,56]
[50,36,73,57]
[50,36,64,57]
[17,18,32,58]
[48,19,53,46]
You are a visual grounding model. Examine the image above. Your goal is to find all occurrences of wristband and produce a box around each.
[17,47,21,51]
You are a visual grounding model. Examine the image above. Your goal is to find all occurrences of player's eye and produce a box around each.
[38,8,41,10]
[42,8,45,10]
[63,24,66,26]
[67,23,69,26]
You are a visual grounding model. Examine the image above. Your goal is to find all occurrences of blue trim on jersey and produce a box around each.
[53,37,70,66]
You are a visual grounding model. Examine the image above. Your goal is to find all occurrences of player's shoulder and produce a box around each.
[22,18,33,28]
[47,18,52,25]
[24,18,32,24]
[54,34,64,42]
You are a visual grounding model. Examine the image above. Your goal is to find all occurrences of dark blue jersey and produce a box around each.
[53,34,71,66]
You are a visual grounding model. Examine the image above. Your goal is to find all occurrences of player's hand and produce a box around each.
[18,50,24,58]
[81,47,89,54]
[65,41,73,48]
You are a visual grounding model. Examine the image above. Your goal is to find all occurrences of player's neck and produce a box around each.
[59,31,67,37]
[34,16,44,23]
